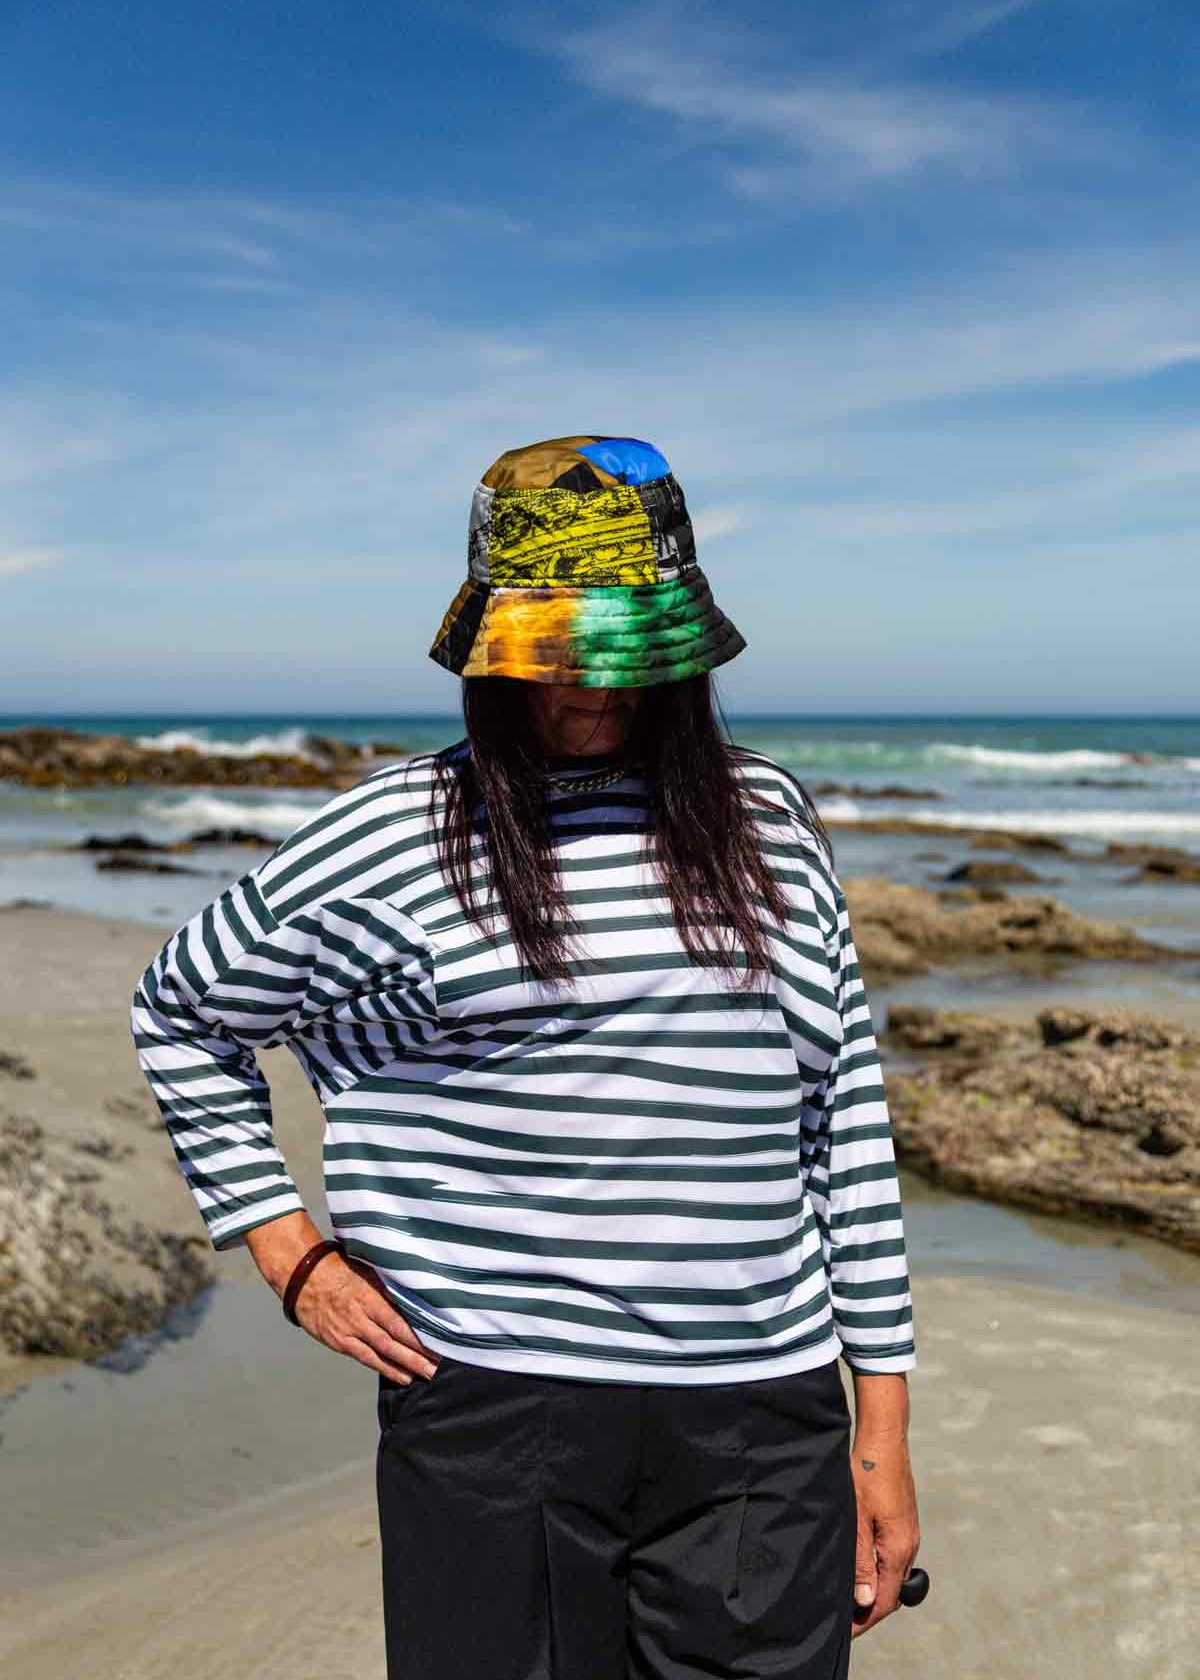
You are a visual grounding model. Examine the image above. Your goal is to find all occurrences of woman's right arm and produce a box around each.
[129,781,442,1383]
[244,1210,440,1384]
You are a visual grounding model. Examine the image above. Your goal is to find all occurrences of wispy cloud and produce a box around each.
[0,399,128,487]
[547,2,1105,196]
[692,508,742,542]
[0,547,61,578]
[0,177,537,296]
[908,0,1047,57]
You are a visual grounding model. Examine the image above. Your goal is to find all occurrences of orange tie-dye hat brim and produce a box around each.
[428,435,746,686]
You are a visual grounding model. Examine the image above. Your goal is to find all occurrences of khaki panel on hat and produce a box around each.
[481,436,621,490]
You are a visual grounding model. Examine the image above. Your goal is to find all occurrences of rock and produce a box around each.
[883,1005,1200,1253]
[0,1051,36,1080]
[1135,859,1200,883]
[942,860,1046,885]
[0,1111,213,1360]
[1037,1006,1187,1052]
[1103,843,1200,884]
[885,1004,1023,1059]
[183,826,277,848]
[810,781,943,801]
[0,725,411,791]
[827,815,1073,853]
[302,733,368,764]
[843,875,1181,987]
[1055,777,1153,789]
[94,853,201,875]
[77,833,172,853]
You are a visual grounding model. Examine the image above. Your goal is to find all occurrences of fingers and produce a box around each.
[853,1514,877,1613]
[344,1336,422,1385]
[850,1523,920,1639]
[356,1310,440,1380]
[298,1257,441,1380]
[871,1548,906,1618]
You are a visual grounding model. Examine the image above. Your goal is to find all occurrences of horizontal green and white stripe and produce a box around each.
[131,747,917,1384]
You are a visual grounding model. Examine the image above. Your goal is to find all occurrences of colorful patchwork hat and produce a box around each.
[427,435,746,685]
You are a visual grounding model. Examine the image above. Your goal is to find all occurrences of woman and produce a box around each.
[132,434,920,1679]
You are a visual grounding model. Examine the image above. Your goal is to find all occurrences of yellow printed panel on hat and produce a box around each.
[488,486,657,587]
[481,436,622,490]
[460,589,581,677]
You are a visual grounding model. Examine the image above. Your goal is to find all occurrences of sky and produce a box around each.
[1,0,1198,715]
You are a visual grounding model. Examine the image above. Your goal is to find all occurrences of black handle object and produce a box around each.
[899,1567,930,1607]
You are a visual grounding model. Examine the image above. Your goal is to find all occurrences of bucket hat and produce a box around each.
[427,435,746,686]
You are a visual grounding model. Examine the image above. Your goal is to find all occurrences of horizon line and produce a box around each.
[3,709,1199,723]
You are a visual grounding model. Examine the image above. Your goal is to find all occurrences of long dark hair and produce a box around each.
[431,675,834,987]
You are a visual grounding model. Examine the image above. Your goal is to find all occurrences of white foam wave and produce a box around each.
[927,743,1132,773]
[812,795,863,822]
[142,793,325,838]
[135,727,315,759]
[843,805,1200,842]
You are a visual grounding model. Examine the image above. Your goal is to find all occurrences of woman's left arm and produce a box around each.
[792,860,922,1637]
[848,1371,920,1638]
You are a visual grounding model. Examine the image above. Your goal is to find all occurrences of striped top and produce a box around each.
[131,744,917,1385]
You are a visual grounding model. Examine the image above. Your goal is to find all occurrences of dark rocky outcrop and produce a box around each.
[0,726,409,791]
[942,859,1047,886]
[811,781,943,801]
[94,853,202,875]
[843,876,1186,986]
[78,833,170,852]
[179,826,279,848]
[1103,843,1200,885]
[825,817,1200,881]
[0,1112,213,1360]
[76,826,278,855]
[1049,777,1153,789]
[884,1004,1200,1253]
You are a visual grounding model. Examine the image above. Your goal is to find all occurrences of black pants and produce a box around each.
[376,1353,857,1679]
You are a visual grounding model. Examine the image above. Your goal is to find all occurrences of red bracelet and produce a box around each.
[282,1238,346,1326]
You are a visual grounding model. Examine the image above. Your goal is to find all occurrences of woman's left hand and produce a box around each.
[848,1430,921,1639]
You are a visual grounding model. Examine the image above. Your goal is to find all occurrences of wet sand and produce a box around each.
[1,905,1197,1677]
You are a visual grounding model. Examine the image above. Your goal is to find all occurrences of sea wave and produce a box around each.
[145,790,872,838]
[844,805,1200,842]
[134,727,316,759]
[926,744,1136,774]
[141,793,327,837]
[810,795,863,822]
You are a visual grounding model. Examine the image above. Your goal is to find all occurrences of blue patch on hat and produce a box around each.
[578,438,671,485]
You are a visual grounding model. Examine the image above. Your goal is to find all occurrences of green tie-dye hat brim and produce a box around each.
[428,435,747,686]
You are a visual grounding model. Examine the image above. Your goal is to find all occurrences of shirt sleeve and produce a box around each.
[130,810,437,1253]
[803,870,918,1375]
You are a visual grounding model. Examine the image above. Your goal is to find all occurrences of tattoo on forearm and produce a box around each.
[860,1458,876,1470]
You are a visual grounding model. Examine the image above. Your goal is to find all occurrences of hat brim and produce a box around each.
[428,567,746,687]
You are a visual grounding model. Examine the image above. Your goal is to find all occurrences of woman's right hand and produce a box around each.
[244,1213,441,1384]
[294,1249,442,1383]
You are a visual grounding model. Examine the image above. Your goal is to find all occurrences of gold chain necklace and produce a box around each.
[541,760,634,795]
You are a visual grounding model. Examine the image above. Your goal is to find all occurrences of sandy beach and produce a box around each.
[0,898,1197,1677]
[1,1268,1194,1680]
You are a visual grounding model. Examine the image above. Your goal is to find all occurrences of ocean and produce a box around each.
[3,711,1199,934]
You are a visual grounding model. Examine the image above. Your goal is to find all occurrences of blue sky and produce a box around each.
[2,0,1198,713]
